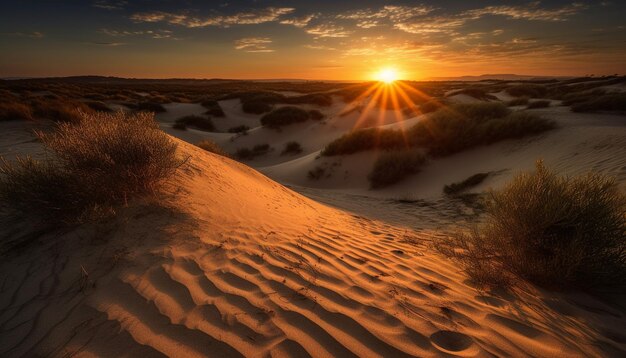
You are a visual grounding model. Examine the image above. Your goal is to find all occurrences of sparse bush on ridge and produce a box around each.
[228,125,250,134]
[235,143,271,160]
[571,93,626,112]
[506,97,530,106]
[527,100,550,109]
[201,99,225,117]
[134,101,166,113]
[505,84,548,98]
[83,100,112,112]
[438,162,626,290]
[0,102,33,121]
[285,93,333,106]
[448,88,497,101]
[323,103,554,157]
[174,115,215,131]
[369,149,426,188]
[0,111,181,225]
[444,173,490,195]
[197,139,228,157]
[281,141,303,155]
[260,106,311,129]
[30,98,93,123]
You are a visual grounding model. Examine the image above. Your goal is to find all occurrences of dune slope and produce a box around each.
[0,139,625,357]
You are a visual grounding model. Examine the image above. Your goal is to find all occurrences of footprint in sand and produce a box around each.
[430,330,479,355]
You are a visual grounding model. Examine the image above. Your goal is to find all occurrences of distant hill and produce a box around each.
[425,74,571,81]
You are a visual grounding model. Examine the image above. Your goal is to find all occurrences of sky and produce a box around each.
[1,0,625,80]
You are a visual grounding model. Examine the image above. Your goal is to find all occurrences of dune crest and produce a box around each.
[0,140,623,357]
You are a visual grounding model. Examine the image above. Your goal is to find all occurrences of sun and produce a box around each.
[376,67,399,84]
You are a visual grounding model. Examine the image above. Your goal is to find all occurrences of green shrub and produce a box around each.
[444,173,490,195]
[527,100,550,109]
[0,111,181,225]
[322,128,405,156]
[260,106,310,129]
[0,102,33,121]
[174,115,215,131]
[281,141,303,155]
[438,162,626,290]
[201,99,225,117]
[242,101,272,114]
[571,93,626,112]
[506,97,530,106]
[197,139,228,157]
[505,84,547,98]
[368,150,426,188]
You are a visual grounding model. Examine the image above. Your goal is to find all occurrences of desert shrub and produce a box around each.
[506,97,530,106]
[0,111,181,224]
[308,109,325,121]
[527,100,550,109]
[83,100,112,112]
[201,99,225,117]
[235,143,271,160]
[439,162,626,290]
[368,150,426,188]
[228,125,250,134]
[285,93,333,106]
[0,102,33,121]
[30,98,91,123]
[322,128,405,156]
[281,141,303,155]
[197,139,228,157]
[174,115,215,131]
[571,93,626,112]
[260,106,310,129]
[419,100,446,114]
[560,89,606,106]
[444,173,490,195]
[308,166,326,180]
[242,101,272,114]
[505,84,547,98]
[135,101,166,113]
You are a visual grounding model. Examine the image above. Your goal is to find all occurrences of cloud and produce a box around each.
[394,16,465,35]
[337,5,435,28]
[234,37,274,52]
[92,0,127,10]
[89,41,125,46]
[131,7,294,28]
[99,28,175,39]
[5,31,44,38]
[305,24,351,38]
[280,14,316,28]
[464,2,587,22]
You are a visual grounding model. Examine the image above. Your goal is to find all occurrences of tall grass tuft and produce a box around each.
[438,162,626,290]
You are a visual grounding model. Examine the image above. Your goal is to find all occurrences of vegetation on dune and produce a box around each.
[134,101,166,113]
[228,125,250,134]
[307,166,326,180]
[323,103,554,157]
[0,102,33,121]
[368,150,426,188]
[448,88,497,101]
[201,99,225,117]
[527,100,550,109]
[83,100,112,112]
[0,111,181,225]
[281,141,303,155]
[196,139,229,157]
[235,144,271,160]
[308,109,325,121]
[571,93,626,113]
[174,115,215,132]
[444,173,490,195]
[260,106,311,129]
[505,84,548,98]
[438,162,626,290]
[285,93,333,106]
[506,97,530,106]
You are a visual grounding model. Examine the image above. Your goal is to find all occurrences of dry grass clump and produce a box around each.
[571,93,626,112]
[527,100,550,109]
[197,139,228,157]
[0,111,181,224]
[369,149,426,188]
[174,115,215,131]
[505,84,548,98]
[30,98,92,123]
[260,106,311,129]
[0,102,33,121]
[438,162,626,290]
[444,173,490,195]
[506,97,530,106]
[281,141,303,155]
[235,144,271,160]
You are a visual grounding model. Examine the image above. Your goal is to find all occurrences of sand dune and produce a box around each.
[1,139,624,357]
